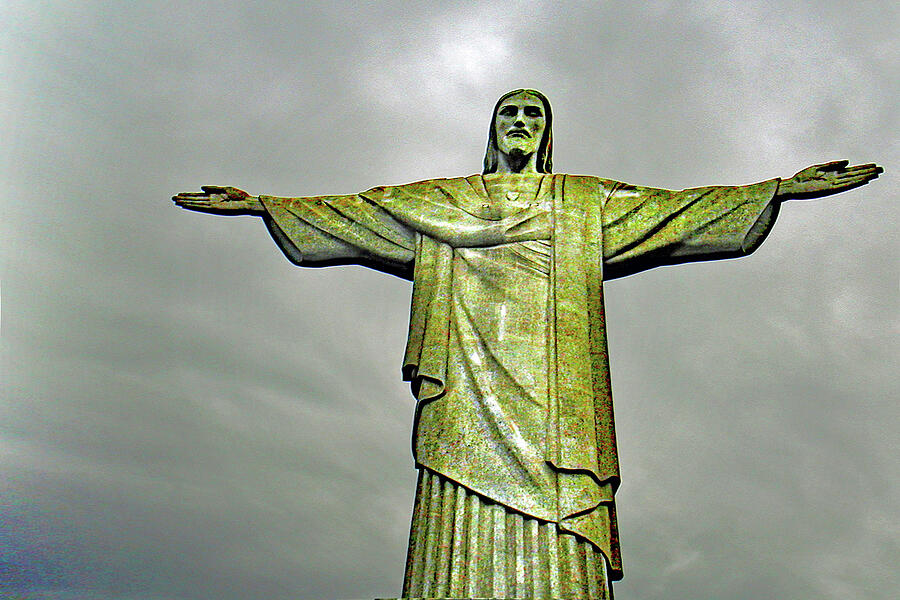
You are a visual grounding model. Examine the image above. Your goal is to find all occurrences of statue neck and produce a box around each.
[496,150,540,174]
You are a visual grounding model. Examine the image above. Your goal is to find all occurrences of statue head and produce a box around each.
[483,89,553,174]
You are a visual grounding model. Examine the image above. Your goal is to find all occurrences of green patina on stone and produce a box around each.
[173,90,881,599]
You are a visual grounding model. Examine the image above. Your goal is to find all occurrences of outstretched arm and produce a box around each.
[172,179,550,281]
[174,184,548,246]
[775,161,882,201]
[601,160,882,280]
[174,185,417,278]
[173,186,264,214]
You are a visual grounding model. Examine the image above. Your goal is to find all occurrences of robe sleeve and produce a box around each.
[260,177,524,280]
[601,179,781,280]
[259,191,418,280]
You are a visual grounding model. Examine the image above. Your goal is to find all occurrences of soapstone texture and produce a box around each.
[173,90,881,599]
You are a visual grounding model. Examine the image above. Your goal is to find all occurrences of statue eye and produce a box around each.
[525,107,543,118]
[499,106,517,117]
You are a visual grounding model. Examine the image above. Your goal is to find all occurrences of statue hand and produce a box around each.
[172,186,264,214]
[776,161,883,200]
[501,206,551,243]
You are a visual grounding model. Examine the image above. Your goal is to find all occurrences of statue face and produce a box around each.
[494,92,546,159]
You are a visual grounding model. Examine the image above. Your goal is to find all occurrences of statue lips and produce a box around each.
[507,128,530,138]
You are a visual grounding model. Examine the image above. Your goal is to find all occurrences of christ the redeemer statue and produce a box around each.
[174,89,882,599]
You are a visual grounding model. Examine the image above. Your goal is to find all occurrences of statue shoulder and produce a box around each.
[364,175,478,195]
[359,175,488,216]
[554,175,625,205]
[560,173,621,187]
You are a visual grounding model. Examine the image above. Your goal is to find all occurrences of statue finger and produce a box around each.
[836,168,881,180]
[174,199,204,208]
[833,175,876,189]
[835,172,879,184]
[173,196,213,205]
[840,164,878,176]
[836,179,870,193]
[172,196,204,205]
[849,165,883,178]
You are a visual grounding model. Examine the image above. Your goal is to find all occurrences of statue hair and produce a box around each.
[483,89,553,174]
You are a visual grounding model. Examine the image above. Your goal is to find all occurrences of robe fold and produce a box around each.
[259,173,780,585]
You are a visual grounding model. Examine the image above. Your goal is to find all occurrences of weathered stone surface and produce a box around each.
[173,89,882,599]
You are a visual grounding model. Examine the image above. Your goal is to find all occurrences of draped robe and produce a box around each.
[259,173,779,593]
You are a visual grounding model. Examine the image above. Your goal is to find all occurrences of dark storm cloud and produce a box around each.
[2,2,897,599]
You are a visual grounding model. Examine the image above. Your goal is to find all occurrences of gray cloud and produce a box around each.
[3,2,897,599]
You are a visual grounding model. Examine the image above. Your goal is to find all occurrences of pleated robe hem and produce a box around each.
[403,469,613,600]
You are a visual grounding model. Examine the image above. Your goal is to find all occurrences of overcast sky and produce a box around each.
[2,2,898,599]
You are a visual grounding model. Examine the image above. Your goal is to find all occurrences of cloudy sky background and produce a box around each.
[2,2,898,599]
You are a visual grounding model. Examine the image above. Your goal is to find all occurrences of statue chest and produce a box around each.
[472,176,551,220]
